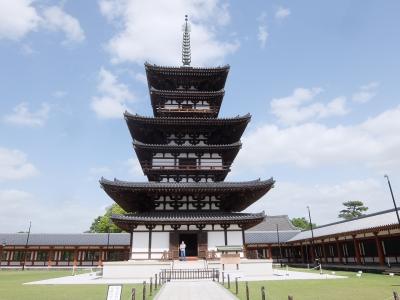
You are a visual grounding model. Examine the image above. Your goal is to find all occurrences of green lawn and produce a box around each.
[222,268,400,300]
[0,269,156,300]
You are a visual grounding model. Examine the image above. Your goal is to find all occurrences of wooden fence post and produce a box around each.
[150,277,153,296]
[142,281,146,300]
[246,281,250,300]
[131,288,136,300]
[261,286,266,300]
[394,291,399,300]
[155,274,158,290]
[227,274,230,289]
[222,272,225,285]
[235,277,238,294]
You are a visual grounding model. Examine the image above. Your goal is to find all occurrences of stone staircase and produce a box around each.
[172,259,207,270]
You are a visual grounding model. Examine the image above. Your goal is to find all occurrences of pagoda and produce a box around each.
[100,16,274,260]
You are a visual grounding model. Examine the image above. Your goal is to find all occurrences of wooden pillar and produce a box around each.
[352,235,361,264]
[129,229,134,260]
[48,247,53,267]
[148,228,153,259]
[146,224,156,260]
[73,248,78,267]
[374,233,385,266]
[321,239,327,263]
[335,238,343,263]
[98,247,103,267]
[268,245,272,259]
[299,243,304,263]
[0,244,3,267]
[221,224,230,246]
[309,241,315,262]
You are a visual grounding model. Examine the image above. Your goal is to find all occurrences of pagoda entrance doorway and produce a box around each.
[179,233,198,257]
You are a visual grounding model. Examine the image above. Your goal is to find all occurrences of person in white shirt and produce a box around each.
[179,241,186,260]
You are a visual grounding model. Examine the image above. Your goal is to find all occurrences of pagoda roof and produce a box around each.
[100,177,275,212]
[111,211,265,230]
[145,63,230,91]
[133,141,242,164]
[124,112,250,144]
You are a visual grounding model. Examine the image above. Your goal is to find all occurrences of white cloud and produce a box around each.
[99,0,239,66]
[91,68,134,119]
[53,90,67,98]
[0,1,84,44]
[247,179,389,225]
[42,6,85,44]
[275,7,290,20]
[0,0,41,40]
[257,12,268,49]
[0,147,38,181]
[135,73,147,85]
[234,105,400,171]
[271,88,349,125]
[352,82,379,103]
[0,189,105,232]
[126,158,144,179]
[3,102,50,127]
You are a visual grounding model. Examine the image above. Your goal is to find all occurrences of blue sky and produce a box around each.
[1,0,400,233]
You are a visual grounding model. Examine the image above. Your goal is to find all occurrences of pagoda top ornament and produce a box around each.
[182,15,191,66]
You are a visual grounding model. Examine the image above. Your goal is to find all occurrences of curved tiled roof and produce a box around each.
[111,211,265,231]
[124,112,251,125]
[287,208,400,242]
[100,177,274,190]
[144,62,230,74]
[100,177,274,213]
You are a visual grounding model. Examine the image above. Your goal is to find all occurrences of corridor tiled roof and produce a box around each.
[0,233,130,246]
[247,215,299,231]
[287,208,400,242]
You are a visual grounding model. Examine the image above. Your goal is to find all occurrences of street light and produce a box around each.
[307,206,316,263]
[276,224,283,267]
[384,175,400,226]
[22,221,32,271]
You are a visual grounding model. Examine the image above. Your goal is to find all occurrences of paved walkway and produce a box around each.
[154,280,238,300]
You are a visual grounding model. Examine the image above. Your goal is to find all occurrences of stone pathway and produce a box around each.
[154,280,238,300]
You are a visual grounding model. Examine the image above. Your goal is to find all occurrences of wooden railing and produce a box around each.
[142,164,229,171]
[157,108,217,113]
[159,268,219,281]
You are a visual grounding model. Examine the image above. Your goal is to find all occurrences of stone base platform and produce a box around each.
[102,260,172,279]
[102,259,273,279]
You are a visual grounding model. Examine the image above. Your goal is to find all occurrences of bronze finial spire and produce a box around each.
[182,15,191,66]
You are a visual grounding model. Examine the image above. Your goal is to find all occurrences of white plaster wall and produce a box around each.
[132,232,149,259]
[208,231,225,251]
[151,232,169,259]
[227,231,243,245]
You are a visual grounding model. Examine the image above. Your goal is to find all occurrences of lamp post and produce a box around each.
[276,224,283,267]
[106,226,111,262]
[22,221,32,271]
[384,175,400,226]
[307,206,316,263]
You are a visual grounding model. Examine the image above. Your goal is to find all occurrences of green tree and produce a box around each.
[89,204,126,233]
[291,217,316,230]
[338,200,368,220]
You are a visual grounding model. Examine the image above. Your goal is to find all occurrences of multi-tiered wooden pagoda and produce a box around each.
[100,16,274,260]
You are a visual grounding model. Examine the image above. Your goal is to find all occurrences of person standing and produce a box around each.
[180,241,186,261]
